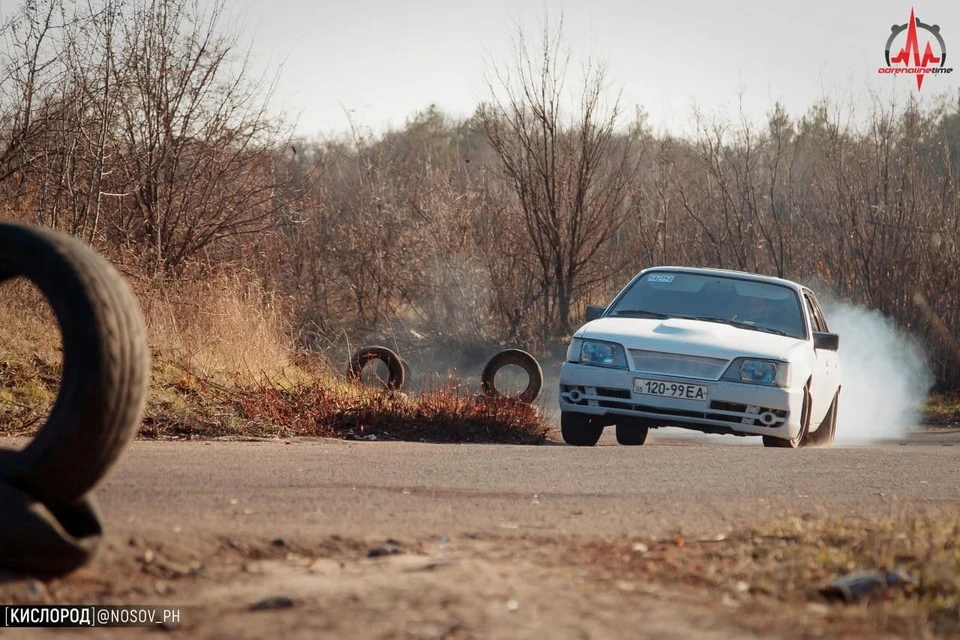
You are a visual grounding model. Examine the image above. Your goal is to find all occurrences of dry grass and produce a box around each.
[924,392,960,425]
[139,370,549,444]
[0,274,549,444]
[136,272,304,386]
[0,281,61,433]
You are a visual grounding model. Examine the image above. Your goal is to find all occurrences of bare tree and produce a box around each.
[478,18,643,334]
[106,0,303,273]
[0,0,68,187]
[1,0,306,272]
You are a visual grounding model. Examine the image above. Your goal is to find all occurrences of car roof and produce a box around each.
[640,266,805,292]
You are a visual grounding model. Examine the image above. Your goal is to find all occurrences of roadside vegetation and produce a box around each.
[923,392,960,425]
[0,279,548,444]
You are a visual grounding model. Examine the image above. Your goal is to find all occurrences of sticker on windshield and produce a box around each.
[647,274,675,283]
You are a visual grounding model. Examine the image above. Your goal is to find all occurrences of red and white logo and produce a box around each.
[878,8,952,91]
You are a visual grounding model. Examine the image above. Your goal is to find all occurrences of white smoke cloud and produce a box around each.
[821,301,932,444]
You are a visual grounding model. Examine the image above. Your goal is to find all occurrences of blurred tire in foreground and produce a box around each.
[0,222,149,577]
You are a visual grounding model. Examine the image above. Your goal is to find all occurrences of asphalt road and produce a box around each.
[88,427,960,542]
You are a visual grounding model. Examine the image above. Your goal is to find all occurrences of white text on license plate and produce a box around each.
[633,378,707,401]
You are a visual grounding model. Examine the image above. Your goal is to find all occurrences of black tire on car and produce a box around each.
[0,222,150,506]
[480,348,543,404]
[762,380,812,449]
[615,418,650,446]
[561,411,604,447]
[347,346,406,390]
[804,390,839,448]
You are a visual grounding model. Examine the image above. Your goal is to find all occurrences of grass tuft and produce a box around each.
[924,391,960,425]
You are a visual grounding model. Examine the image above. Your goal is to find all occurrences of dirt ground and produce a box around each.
[0,530,929,639]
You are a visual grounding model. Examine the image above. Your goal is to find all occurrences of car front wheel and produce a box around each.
[762,382,811,449]
[804,390,839,447]
[615,418,649,446]
[561,412,604,446]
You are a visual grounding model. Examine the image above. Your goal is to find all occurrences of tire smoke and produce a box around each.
[822,301,932,444]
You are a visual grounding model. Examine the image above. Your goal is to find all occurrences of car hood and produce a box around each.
[576,317,807,361]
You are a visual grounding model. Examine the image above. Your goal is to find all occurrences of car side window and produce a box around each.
[809,295,830,332]
[803,293,827,333]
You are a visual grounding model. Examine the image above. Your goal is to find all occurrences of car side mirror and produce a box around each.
[813,332,839,351]
[585,305,606,322]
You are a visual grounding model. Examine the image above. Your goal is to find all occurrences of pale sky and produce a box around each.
[222,0,959,139]
[2,0,958,137]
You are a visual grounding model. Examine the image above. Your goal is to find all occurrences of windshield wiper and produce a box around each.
[683,315,732,326]
[748,325,791,337]
[611,309,672,319]
[684,316,791,336]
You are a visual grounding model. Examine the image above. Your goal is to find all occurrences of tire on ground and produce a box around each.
[400,357,413,387]
[762,380,811,449]
[348,346,406,390]
[480,349,543,404]
[0,222,149,577]
[560,412,604,446]
[615,418,649,446]
[804,390,839,448]
[0,484,103,577]
[0,222,150,506]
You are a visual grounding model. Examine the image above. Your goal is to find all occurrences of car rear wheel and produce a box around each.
[561,412,604,447]
[804,390,839,447]
[615,418,649,446]
[762,382,811,449]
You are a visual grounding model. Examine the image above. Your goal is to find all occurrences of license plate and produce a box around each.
[633,378,708,401]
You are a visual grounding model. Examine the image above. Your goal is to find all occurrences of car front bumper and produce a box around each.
[558,362,805,440]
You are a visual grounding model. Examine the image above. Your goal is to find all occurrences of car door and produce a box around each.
[807,293,840,401]
[802,291,836,425]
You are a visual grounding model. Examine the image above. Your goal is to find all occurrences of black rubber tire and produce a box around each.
[615,418,649,446]
[0,222,150,506]
[480,348,543,404]
[0,484,102,578]
[763,382,811,449]
[805,390,839,448]
[560,412,604,446]
[400,357,413,387]
[348,346,405,390]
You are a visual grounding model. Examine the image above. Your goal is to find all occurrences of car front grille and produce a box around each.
[628,350,729,380]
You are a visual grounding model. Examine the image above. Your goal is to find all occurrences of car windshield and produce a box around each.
[607,271,807,339]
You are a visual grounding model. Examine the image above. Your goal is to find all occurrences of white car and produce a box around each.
[559,267,841,448]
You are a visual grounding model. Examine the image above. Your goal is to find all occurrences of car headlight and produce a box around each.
[578,339,628,369]
[566,338,583,363]
[722,358,790,387]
